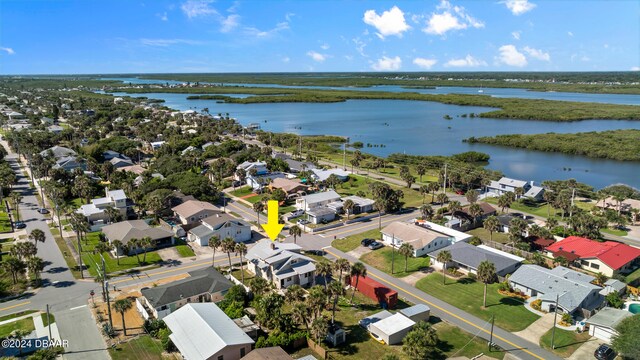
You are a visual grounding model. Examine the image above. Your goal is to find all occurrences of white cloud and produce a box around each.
[363,6,410,39]
[220,14,240,32]
[502,0,536,15]
[320,43,330,50]
[0,47,15,55]
[307,51,328,62]
[181,0,218,19]
[282,56,290,63]
[371,56,402,71]
[139,38,204,47]
[423,0,483,35]
[498,45,527,67]
[244,21,289,38]
[603,43,609,49]
[445,54,487,67]
[631,66,640,71]
[567,31,574,37]
[344,55,354,61]
[353,37,368,57]
[523,46,550,61]
[158,12,168,21]
[511,31,521,40]
[413,57,437,69]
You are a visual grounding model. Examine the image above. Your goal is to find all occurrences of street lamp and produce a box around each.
[550,291,567,349]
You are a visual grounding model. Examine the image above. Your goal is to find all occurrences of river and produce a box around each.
[105,88,640,189]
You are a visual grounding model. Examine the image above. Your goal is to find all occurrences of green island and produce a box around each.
[465,129,640,161]
[109,85,640,122]
[130,72,640,94]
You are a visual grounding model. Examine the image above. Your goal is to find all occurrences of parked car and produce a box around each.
[361,238,374,247]
[297,219,309,225]
[14,221,26,229]
[38,208,49,214]
[594,345,616,360]
[368,241,383,250]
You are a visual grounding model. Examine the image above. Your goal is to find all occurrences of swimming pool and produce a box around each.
[629,304,640,314]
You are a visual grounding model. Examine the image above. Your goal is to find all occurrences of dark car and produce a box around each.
[361,238,374,247]
[14,221,26,229]
[38,208,49,214]
[368,241,384,250]
[594,344,616,360]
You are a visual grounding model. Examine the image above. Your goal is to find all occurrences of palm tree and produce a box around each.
[532,252,546,267]
[249,277,271,297]
[140,236,152,264]
[128,238,141,265]
[221,237,236,271]
[343,199,355,220]
[543,190,555,217]
[113,298,133,336]
[285,284,306,303]
[2,257,26,284]
[553,255,568,268]
[497,194,512,213]
[427,182,440,204]
[208,235,221,267]
[28,229,46,250]
[419,185,429,204]
[27,256,44,286]
[613,194,626,215]
[333,258,351,285]
[595,272,608,286]
[104,206,121,224]
[436,192,448,205]
[291,301,310,331]
[328,281,345,324]
[448,200,462,218]
[483,216,500,242]
[436,250,452,285]
[112,240,123,265]
[11,329,31,356]
[10,191,22,221]
[310,316,329,343]
[468,203,483,225]
[288,225,302,244]
[420,204,433,220]
[465,189,479,204]
[316,261,333,293]
[398,242,414,272]
[235,242,248,284]
[514,187,525,199]
[546,217,558,230]
[253,202,265,224]
[349,262,367,304]
[477,261,497,308]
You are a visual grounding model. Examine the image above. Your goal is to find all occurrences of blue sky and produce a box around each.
[1,0,638,74]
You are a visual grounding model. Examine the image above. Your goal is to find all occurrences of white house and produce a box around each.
[187,213,252,246]
[381,220,472,257]
[164,303,254,360]
[311,168,349,182]
[245,241,315,289]
[39,145,76,159]
[296,190,341,211]
[585,308,632,342]
[236,161,268,177]
[77,188,128,224]
[486,177,532,198]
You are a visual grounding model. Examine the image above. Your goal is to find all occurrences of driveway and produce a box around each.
[567,337,602,360]
[513,313,555,343]
[346,245,372,259]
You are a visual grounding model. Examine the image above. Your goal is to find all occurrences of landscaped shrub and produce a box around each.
[531,299,542,311]
[561,313,572,325]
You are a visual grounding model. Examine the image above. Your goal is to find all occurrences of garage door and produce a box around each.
[592,326,615,342]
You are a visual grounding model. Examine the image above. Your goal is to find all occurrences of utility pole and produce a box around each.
[551,293,560,349]
[391,234,395,274]
[442,163,448,193]
[102,254,113,330]
[569,187,576,218]
[488,314,495,351]
[46,304,52,340]
[343,140,347,170]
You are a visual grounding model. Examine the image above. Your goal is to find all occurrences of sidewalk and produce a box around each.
[32,312,61,342]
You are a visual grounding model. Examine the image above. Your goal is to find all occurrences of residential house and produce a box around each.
[246,173,287,191]
[246,241,315,289]
[430,242,524,277]
[496,214,534,236]
[118,164,146,175]
[311,168,349,182]
[236,161,268,177]
[585,308,632,342]
[138,267,233,319]
[187,213,252,246]
[181,145,200,156]
[296,190,341,211]
[77,188,128,224]
[109,157,134,169]
[486,177,532,198]
[52,156,86,172]
[599,279,627,297]
[524,185,545,201]
[102,220,174,255]
[597,197,640,214]
[241,347,293,360]
[164,303,254,360]
[306,207,336,225]
[509,265,604,317]
[269,178,308,198]
[172,200,220,227]
[545,236,640,277]
[47,125,64,134]
[102,150,129,161]
[342,195,375,214]
[39,145,76,159]
[149,141,166,151]
[40,116,54,124]
[381,221,472,257]
[448,202,497,231]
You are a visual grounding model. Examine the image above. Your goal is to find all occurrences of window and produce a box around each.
[190,217,195,222]
[218,356,224,360]
[161,305,167,310]
[590,263,600,270]
[187,298,191,303]
[580,260,588,266]
[240,348,245,357]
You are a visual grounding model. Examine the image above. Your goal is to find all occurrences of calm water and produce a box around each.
[108,90,640,189]
[103,77,640,105]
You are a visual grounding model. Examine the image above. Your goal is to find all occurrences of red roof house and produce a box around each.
[546,236,640,276]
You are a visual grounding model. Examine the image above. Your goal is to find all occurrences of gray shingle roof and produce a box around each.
[585,308,631,329]
[430,242,522,275]
[141,267,232,308]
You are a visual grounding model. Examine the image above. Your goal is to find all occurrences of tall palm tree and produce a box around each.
[349,262,367,304]
[514,187,525,199]
[398,243,414,272]
[10,191,22,221]
[427,182,440,204]
[436,192,448,205]
[113,298,133,336]
[253,202,265,224]
[333,258,351,285]
[477,261,496,308]
[221,237,236,271]
[468,203,483,225]
[28,229,46,250]
[235,242,248,283]
[291,302,310,331]
[497,194,512,213]
[316,261,333,293]
[140,236,152,264]
[546,217,558,230]
[483,216,500,242]
[112,240,123,265]
[285,284,306,303]
[310,316,329,343]
[343,199,355,220]
[419,185,429,204]
[27,256,44,286]
[104,206,121,224]
[328,281,345,325]
[420,204,433,220]
[128,238,141,265]
[10,329,31,356]
[208,235,221,267]
[436,250,452,285]
[2,257,26,284]
[288,225,302,244]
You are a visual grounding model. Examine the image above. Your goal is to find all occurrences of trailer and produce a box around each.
[347,275,398,309]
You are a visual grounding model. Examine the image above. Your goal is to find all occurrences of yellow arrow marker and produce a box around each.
[261,200,284,241]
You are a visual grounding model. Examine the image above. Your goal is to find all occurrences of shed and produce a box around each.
[359,310,393,330]
[368,313,415,345]
[586,308,632,342]
[399,304,430,322]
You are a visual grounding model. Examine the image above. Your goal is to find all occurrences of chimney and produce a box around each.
[270,243,276,250]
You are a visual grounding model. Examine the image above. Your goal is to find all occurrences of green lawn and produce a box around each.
[361,247,431,278]
[485,197,595,219]
[539,328,592,358]
[332,229,381,253]
[0,317,35,338]
[0,210,12,233]
[0,310,38,323]
[175,244,195,257]
[79,232,163,276]
[333,174,425,209]
[41,313,55,327]
[49,228,81,279]
[624,267,640,286]
[434,322,504,359]
[230,268,254,283]
[467,227,511,244]
[601,227,628,236]
[229,186,255,198]
[415,274,539,332]
[108,335,166,360]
